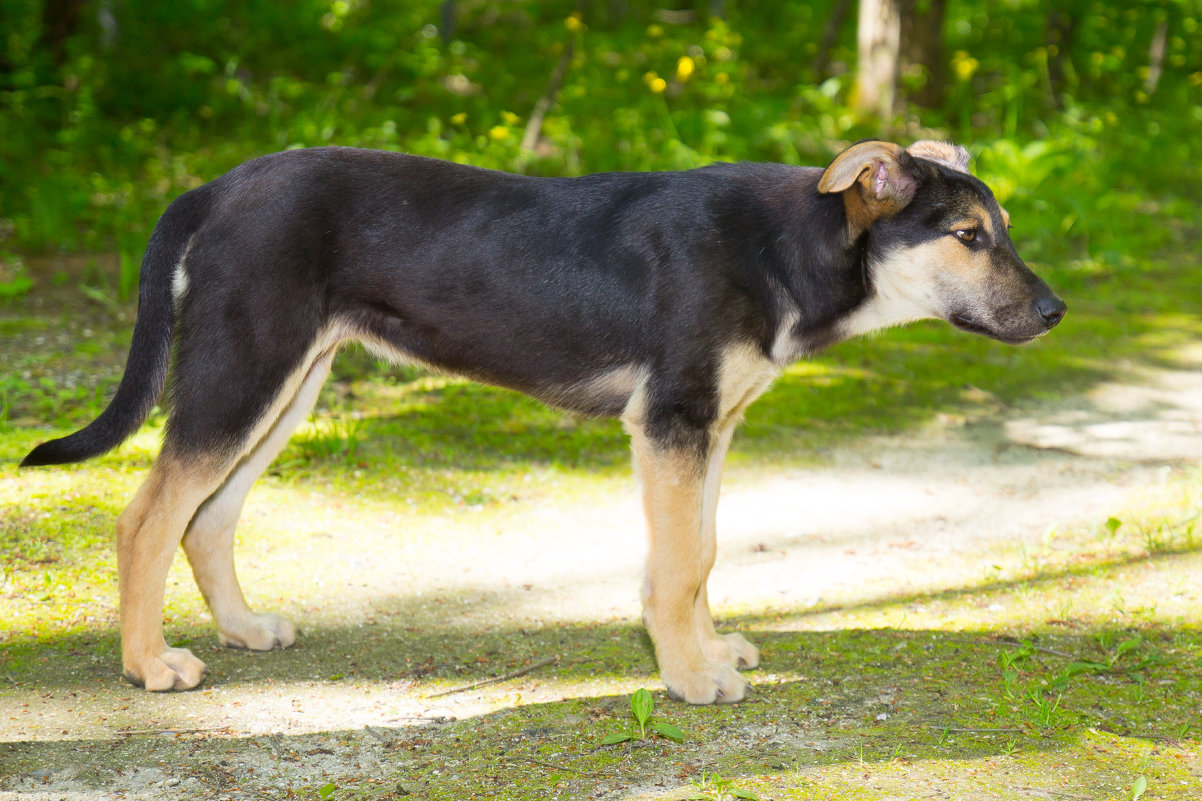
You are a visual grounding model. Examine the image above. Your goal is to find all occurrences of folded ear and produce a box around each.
[907,140,970,173]
[818,140,919,226]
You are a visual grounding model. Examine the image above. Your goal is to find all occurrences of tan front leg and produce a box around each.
[118,457,225,691]
[629,425,748,704]
[694,423,759,670]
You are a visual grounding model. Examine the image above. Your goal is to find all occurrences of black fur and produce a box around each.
[20,186,212,467]
[22,145,1062,468]
[24,148,870,465]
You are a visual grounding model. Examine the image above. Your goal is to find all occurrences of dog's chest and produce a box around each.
[716,343,780,426]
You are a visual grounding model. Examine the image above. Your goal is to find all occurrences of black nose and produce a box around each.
[1037,295,1067,329]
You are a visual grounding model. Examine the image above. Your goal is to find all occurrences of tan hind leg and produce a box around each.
[693,422,759,670]
[629,423,748,705]
[182,350,334,652]
[117,455,230,691]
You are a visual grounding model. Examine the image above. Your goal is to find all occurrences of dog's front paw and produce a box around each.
[701,632,760,670]
[124,646,207,692]
[218,613,298,651]
[662,660,749,705]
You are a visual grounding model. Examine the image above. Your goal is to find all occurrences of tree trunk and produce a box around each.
[1144,18,1169,94]
[813,0,855,79]
[1045,9,1076,104]
[900,0,946,108]
[440,0,456,43]
[38,0,89,66]
[855,0,901,118]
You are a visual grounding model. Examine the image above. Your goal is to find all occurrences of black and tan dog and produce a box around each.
[22,140,1065,703]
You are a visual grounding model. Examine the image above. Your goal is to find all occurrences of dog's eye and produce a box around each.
[953,229,977,243]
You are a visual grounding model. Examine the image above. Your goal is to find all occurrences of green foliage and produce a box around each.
[688,771,761,801]
[0,252,33,301]
[2,0,1199,263]
[599,688,685,745]
[996,634,1166,730]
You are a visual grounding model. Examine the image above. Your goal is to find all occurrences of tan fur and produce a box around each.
[839,209,1032,342]
[618,342,777,701]
[694,422,759,669]
[907,140,971,173]
[626,424,748,704]
[182,350,334,652]
[120,334,344,690]
[837,238,952,338]
[817,141,905,194]
[559,363,647,413]
[818,141,915,237]
[716,342,780,425]
[117,456,228,690]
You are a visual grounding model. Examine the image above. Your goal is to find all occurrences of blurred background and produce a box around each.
[0,0,1199,276]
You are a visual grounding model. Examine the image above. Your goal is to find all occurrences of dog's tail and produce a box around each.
[21,186,212,467]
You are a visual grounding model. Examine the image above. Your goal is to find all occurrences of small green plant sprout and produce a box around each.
[998,640,1036,700]
[1105,516,1123,536]
[1027,688,1063,728]
[599,688,685,745]
[1130,775,1147,801]
[686,770,761,801]
[318,782,337,799]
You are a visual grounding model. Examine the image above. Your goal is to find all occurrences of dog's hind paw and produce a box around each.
[702,632,760,670]
[218,613,298,651]
[125,646,207,692]
[663,661,750,705]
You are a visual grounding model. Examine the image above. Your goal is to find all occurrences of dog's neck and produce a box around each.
[751,171,875,359]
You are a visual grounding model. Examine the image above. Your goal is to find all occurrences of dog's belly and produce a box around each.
[353,321,645,418]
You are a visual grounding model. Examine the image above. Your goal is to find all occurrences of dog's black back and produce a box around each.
[141,149,871,458]
[25,144,1061,465]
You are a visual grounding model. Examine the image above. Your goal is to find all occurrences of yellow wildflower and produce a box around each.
[951,50,979,82]
[676,56,695,83]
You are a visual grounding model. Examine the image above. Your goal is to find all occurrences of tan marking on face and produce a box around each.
[949,198,996,240]
[1000,206,1011,229]
[840,236,998,338]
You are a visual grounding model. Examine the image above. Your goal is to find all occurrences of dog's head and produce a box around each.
[818,139,1066,345]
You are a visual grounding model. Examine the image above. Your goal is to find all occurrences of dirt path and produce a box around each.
[3,349,1201,799]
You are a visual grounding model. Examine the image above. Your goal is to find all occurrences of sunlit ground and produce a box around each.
[3,370,1200,798]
